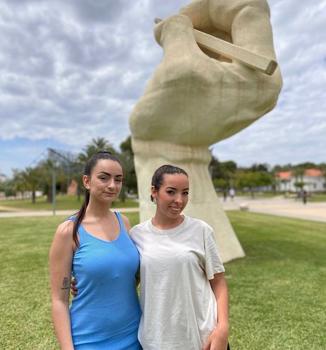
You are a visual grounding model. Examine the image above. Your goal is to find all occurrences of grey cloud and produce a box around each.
[64,0,132,24]
[146,0,188,19]
[0,75,31,97]
[0,0,325,174]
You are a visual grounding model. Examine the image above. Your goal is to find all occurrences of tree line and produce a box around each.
[0,136,136,203]
[1,136,325,203]
[209,158,326,196]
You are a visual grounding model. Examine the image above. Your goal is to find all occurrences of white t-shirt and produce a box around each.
[130,216,225,350]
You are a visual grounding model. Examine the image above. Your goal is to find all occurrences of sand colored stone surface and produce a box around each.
[129,0,283,262]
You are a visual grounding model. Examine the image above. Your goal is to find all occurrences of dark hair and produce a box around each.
[151,164,188,202]
[72,151,122,247]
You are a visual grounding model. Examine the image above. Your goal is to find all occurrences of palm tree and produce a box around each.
[78,137,117,163]
[12,170,27,199]
[22,167,42,203]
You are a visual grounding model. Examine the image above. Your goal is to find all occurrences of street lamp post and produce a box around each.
[52,168,56,216]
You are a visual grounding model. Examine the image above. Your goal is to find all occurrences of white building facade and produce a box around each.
[276,169,325,192]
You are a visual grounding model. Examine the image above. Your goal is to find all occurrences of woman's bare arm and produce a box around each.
[49,221,75,350]
[203,273,229,350]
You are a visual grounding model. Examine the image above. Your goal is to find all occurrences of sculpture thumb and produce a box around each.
[179,0,212,30]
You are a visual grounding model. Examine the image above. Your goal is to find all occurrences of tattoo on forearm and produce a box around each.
[61,277,70,290]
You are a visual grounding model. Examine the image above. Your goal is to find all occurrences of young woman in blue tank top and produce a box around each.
[49,151,142,350]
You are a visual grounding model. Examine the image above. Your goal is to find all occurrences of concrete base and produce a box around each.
[132,138,245,263]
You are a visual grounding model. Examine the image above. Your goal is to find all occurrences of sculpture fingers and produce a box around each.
[130,0,282,146]
[130,15,226,146]
[179,0,282,84]
[180,0,277,58]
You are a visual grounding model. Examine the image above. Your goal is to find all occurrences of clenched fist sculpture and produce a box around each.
[129,0,282,262]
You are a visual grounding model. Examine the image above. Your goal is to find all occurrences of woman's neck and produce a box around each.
[152,212,184,230]
[85,198,112,219]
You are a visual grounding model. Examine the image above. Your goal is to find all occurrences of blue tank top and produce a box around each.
[69,212,142,349]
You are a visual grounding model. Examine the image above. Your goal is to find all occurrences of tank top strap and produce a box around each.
[65,214,87,244]
[66,214,77,222]
[114,211,127,234]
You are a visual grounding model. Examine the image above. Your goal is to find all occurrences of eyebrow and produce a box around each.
[166,186,189,191]
[98,172,123,177]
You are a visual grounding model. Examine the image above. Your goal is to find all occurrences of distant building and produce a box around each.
[275,171,293,192]
[275,168,325,192]
[304,169,325,192]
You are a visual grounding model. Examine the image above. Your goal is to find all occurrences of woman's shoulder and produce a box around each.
[55,219,75,239]
[185,216,213,231]
[118,212,131,231]
[184,216,216,242]
[129,219,150,235]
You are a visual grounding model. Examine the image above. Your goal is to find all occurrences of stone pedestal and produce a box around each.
[132,138,245,263]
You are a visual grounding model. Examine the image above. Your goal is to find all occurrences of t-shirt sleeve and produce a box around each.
[203,227,225,280]
[129,226,136,241]
[129,223,143,243]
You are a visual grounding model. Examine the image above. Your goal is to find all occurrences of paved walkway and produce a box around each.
[220,197,326,223]
[0,198,325,223]
[0,207,139,218]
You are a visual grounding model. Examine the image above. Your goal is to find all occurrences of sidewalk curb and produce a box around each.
[0,207,139,218]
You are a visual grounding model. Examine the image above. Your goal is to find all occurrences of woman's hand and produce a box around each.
[205,272,229,350]
[70,277,78,297]
[203,323,229,350]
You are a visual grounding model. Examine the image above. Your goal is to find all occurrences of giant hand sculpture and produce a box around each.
[129,0,282,262]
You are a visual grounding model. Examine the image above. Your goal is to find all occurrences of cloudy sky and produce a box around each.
[0,0,325,177]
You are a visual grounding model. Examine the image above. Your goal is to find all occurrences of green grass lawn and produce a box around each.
[308,193,326,202]
[226,212,326,349]
[0,211,325,349]
[0,195,138,211]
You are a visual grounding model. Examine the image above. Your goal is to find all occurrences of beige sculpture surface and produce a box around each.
[129,0,282,262]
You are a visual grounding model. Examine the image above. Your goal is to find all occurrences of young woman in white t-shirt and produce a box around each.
[130,164,229,350]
